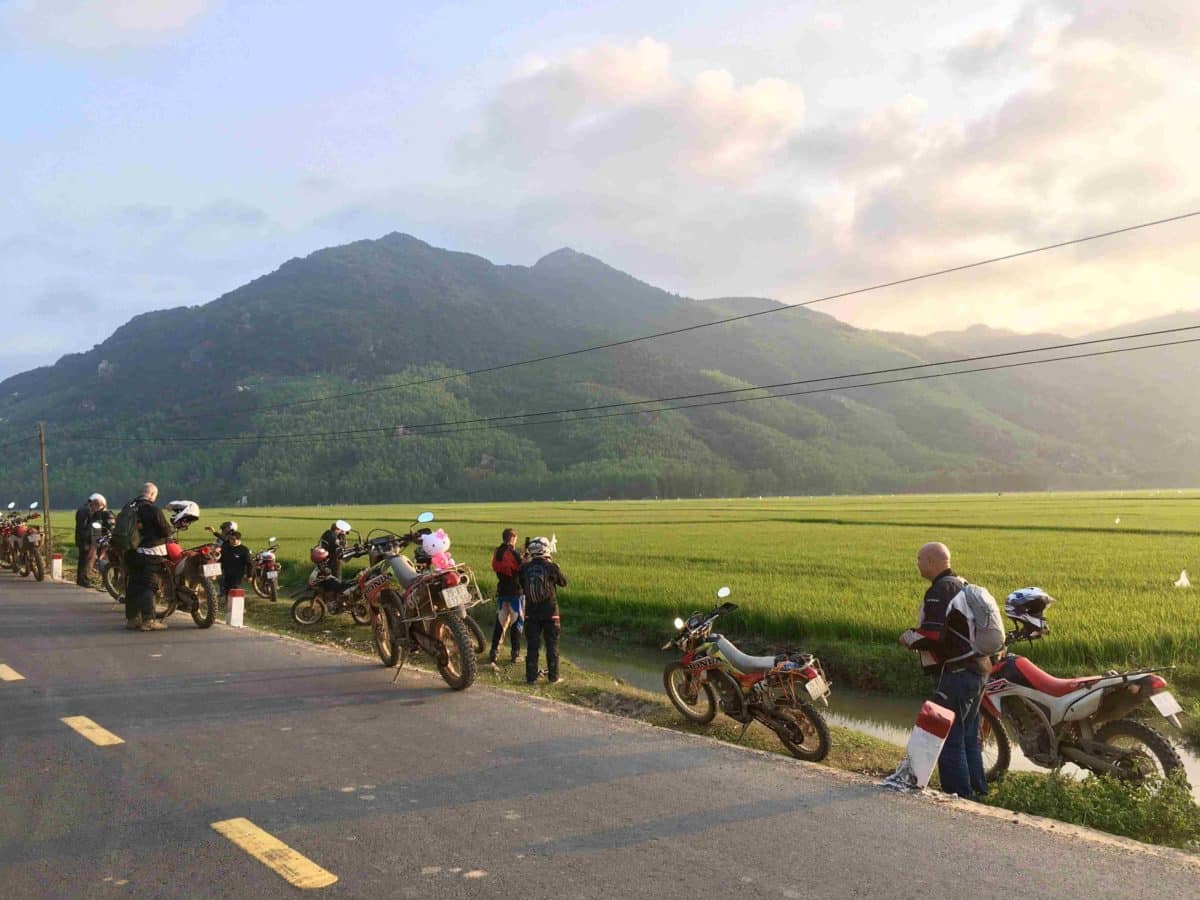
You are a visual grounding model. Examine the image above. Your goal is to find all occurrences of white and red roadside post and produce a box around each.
[51,553,63,580]
[905,701,955,789]
[226,588,245,627]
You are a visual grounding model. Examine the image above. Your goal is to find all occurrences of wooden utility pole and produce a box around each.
[37,423,52,564]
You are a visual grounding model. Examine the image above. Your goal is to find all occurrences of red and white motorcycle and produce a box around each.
[979,588,1186,784]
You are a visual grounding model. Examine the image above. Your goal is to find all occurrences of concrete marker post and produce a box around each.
[51,553,63,580]
[227,588,245,627]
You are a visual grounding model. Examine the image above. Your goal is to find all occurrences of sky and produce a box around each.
[2,0,1199,380]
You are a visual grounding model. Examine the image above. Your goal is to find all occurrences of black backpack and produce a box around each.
[523,560,556,606]
[109,500,141,555]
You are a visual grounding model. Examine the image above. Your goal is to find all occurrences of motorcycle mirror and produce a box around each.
[673,617,685,630]
[268,536,277,544]
[716,586,731,599]
[335,519,352,533]
[416,511,435,524]
[29,502,39,510]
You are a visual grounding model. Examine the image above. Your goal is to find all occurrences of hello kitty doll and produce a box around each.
[421,529,461,585]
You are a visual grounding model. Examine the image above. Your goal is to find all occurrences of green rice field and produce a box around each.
[186,491,1200,698]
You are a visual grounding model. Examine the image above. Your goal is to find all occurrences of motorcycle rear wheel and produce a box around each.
[773,701,831,762]
[435,614,477,690]
[291,595,326,626]
[663,662,718,724]
[191,579,217,629]
[351,599,372,626]
[1095,718,1186,783]
[373,606,401,667]
[980,707,1011,784]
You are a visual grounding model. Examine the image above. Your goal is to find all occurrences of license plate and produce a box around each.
[1152,690,1183,717]
[266,570,278,580]
[203,562,221,578]
[805,674,830,700]
[441,584,469,607]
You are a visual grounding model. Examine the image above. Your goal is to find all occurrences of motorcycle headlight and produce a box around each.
[673,617,685,630]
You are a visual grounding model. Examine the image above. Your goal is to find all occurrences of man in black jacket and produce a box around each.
[219,530,252,598]
[900,541,988,799]
[318,520,350,579]
[74,496,95,586]
[124,482,172,632]
[520,536,567,685]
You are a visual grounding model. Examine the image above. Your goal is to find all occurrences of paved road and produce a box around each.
[1,579,1196,898]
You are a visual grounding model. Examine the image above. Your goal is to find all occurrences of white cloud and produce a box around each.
[3,0,214,50]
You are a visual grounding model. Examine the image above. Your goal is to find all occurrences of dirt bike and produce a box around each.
[979,614,1187,785]
[0,502,19,570]
[12,504,45,581]
[414,536,488,655]
[289,542,373,626]
[249,537,282,601]
[662,587,832,762]
[138,511,222,628]
[361,512,482,690]
[89,522,125,600]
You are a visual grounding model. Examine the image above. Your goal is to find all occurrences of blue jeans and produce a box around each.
[932,668,987,799]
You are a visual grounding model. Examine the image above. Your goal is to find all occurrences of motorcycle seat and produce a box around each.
[714,635,778,673]
[1013,656,1101,698]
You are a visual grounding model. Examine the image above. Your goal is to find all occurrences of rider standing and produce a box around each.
[520,537,567,685]
[900,541,988,799]
[319,520,350,579]
[488,528,525,665]
[124,483,172,632]
[219,530,252,598]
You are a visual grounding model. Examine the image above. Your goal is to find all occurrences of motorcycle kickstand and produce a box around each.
[734,721,751,743]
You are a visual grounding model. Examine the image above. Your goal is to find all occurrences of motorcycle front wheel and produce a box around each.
[250,572,270,599]
[980,707,1011,784]
[373,606,401,667]
[463,612,486,655]
[663,662,718,724]
[191,579,217,629]
[16,552,30,578]
[773,701,831,762]
[266,577,278,603]
[435,614,477,690]
[1095,718,1186,783]
[291,595,326,626]
[30,551,44,582]
[104,564,125,601]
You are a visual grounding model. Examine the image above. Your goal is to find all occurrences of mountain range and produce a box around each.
[2,232,1198,505]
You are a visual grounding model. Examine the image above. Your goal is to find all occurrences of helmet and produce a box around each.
[166,542,184,563]
[334,519,352,533]
[526,536,555,558]
[220,520,238,534]
[310,546,330,564]
[1006,587,1054,633]
[88,493,106,506]
[167,500,200,530]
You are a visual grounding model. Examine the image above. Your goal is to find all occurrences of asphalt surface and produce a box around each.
[1,578,1197,898]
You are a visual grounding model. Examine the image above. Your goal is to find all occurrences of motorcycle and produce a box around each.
[361,511,482,690]
[12,503,45,581]
[0,502,18,570]
[414,535,488,655]
[979,588,1186,785]
[90,521,126,601]
[289,540,373,626]
[662,587,832,762]
[249,536,282,602]
[141,502,221,629]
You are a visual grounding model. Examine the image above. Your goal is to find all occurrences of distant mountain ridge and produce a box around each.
[2,232,1199,505]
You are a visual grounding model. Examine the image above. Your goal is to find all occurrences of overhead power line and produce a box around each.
[65,329,1200,447]
[153,208,1200,424]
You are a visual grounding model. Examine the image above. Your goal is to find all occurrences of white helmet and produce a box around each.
[334,519,352,533]
[1005,587,1054,633]
[526,535,557,558]
[167,500,201,530]
[88,493,106,506]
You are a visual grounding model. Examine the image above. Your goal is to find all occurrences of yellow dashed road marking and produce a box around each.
[211,818,337,890]
[61,716,124,746]
[0,664,24,681]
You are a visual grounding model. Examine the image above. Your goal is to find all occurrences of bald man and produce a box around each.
[899,542,989,799]
[123,482,172,631]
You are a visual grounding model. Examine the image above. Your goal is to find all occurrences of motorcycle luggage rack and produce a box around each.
[397,565,486,624]
[765,659,827,707]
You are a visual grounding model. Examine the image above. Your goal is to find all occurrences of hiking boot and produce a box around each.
[140,619,167,631]
[125,618,142,630]
[549,676,563,685]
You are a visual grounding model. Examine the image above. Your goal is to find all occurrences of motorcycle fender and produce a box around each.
[981,694,1001,718]
[1090,676,1154,728]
